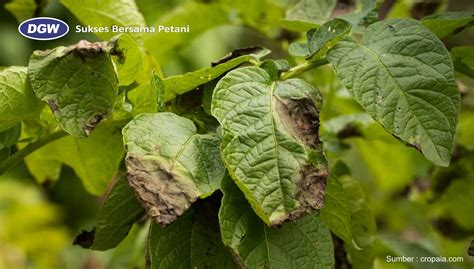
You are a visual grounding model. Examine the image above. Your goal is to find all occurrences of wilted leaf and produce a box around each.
[328,19,460,166]
[122,113,225,226]
[0,66,43,131]
[28,40,119,138]
[212,66,328,225]
[219,176,334,269]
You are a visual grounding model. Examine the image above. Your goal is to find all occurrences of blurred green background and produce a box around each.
[1,0,473,268]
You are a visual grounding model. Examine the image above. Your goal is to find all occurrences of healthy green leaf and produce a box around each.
[307,18,352,60]
[421,12,474,38]
[90,175,145,250]
[211,66,328,225]
[4,0,48,22]
[288,42,309,57]
[110,34,144,86]
[328,19,461,166]
[149,208,237,269]
[28,41,119,138]
[219,176,335,269]
[451,46,474,77]
[122,113,225,226]
[151,72,165,112]
[145,2,228,61]
[162,47,270,101]
[59,0,146,40]
[320,175,353,245]
[0,66,43,131]
[24,124,124,194]
[282,0,335,31]
[0,124,21,150]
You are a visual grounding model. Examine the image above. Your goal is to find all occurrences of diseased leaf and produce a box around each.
[211,66,328,225]
[24,124,124,194]
[122,113,225,226]
[0,66,43,131]
[219,176,335,269]
[28,40,119,138]
[162,47,270,101]
[149,207,237,269]
[59,0,146,40]
[328,19,460,166]
[4,0,48,22]
[110,34,144,86]
[86,175,145,250]
[307,18,352,60]
[422,12,474,38]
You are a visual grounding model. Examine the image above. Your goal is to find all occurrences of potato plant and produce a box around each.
[1,0,474,268]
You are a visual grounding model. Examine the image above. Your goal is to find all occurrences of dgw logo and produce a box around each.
[19,17,69,40]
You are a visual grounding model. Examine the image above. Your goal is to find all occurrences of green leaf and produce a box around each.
[328,19,460,166]
[282,0,335,31]
[28,41,119,138]
[4,0,48,22]
[145,2,228,61]
[0,66,43,131]
[320,175,353,245]
[24,124,124,194]
[110,34,144,86]
[219,176,335,269]
[162,47,270,101]
[421,12,474,38]
[59,0,146,40]
[90,176,145,250]
[149,207,237,269]
[0,124,21,150]
[451,46,474,77]
[211,66,328,225]
[288,42,309,57]
[122,113,225,226]
[307,18,352,60]
[127,84,157,116]
[151,72,165,112]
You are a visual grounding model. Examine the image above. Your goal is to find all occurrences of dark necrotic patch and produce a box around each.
[73,229,95,249]
[125,155,196,226]
[83,112,106,136]
[276,98,320,148]
[47,99,59,112]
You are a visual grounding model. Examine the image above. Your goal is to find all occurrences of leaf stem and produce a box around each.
[0,130,68,174]
[280,58,329,80]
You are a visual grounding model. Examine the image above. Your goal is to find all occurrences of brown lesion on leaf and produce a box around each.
[47,99,59,112]
[276,97,321,149]
[83,112,106,136]
[330,0,356,18]
[125,155,197,226]
[64,40,111,62]
[288,164,328,221]
[275,96,328,223]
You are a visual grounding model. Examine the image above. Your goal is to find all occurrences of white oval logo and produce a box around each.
[18,17,69,40]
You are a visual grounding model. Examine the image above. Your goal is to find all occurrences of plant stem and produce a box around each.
[280,58,329,80]
[0,130,67,174]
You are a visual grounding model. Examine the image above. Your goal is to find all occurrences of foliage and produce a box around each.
[1,0,474,268]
